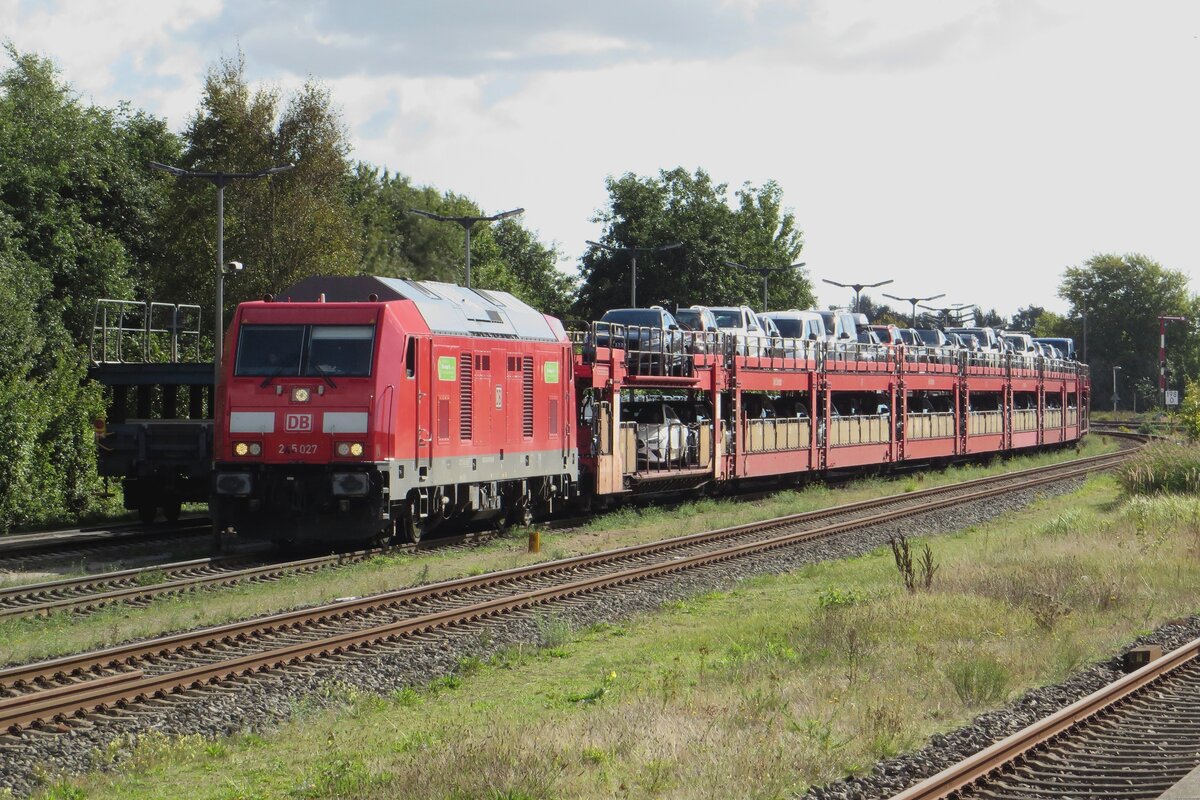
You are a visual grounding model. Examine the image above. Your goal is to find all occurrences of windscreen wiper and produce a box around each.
[308,362,338,389]
[259,366,289,388]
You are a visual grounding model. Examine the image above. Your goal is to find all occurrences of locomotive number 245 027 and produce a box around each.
[278,443,319,455]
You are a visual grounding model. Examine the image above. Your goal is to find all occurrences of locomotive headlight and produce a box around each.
[336,442,350,457]
[349,442,363,457]
[336,442,365,458]
[234,442,249,456]
[292,387,311,403]
[249,442,262,456]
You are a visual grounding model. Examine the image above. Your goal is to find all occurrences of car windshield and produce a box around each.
[710,309,743,328]
[768,318,804,337]
[625,403,664,424]
[235,324,375,378]
[674,310,702,329]
[899,330,919,345]
[600,310,663,327]
[916,330,942,345]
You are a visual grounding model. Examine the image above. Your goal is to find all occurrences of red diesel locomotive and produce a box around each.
[213,277,578,547]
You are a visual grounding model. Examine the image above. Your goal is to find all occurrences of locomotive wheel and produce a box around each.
[162,498,182,523]
[397,509,440,545]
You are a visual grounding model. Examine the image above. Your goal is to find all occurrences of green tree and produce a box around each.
[1009,305,1045,332]
[576,168,810,319]
[152,53,357,319]
[856,294,906,326]
[1058,253,1196,410]
[349,167,575,315]
[0,48,170,529]
[0,47,180,337]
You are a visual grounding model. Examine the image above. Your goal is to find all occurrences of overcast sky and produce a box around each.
[4,0,1198,316]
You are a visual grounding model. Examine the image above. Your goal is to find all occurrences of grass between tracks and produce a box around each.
[32,468,1200,799]
[0,438,1120,668]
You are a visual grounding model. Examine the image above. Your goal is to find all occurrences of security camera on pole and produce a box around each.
[149,161,295,389]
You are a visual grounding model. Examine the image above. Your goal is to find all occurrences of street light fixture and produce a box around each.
[1112,365,1122,414]
[729,260,807,312]
[918,303,972,326]
[883,292,947,328]
[408,207,524,289]
[821,278,893,315]
[148,160,295,387]
[585,240,683,307]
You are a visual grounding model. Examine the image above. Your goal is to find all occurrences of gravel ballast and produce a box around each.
[0,475,1146,798]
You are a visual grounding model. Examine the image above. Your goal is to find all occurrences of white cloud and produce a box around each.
[3,0,1198,318]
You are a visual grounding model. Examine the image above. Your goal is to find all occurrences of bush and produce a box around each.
[946,654,1011,707]
[1117,442,1200,495]
[1174,377,1200,441]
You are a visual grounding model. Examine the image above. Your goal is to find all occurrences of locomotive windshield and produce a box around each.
[235,324,375,378]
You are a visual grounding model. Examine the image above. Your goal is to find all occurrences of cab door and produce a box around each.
[415,336,433,476]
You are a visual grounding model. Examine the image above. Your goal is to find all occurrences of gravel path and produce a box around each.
[0,477,1099,797]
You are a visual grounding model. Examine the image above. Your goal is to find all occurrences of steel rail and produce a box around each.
[0,531,497,620]
[0,446,1130,688]
[888,635,1200,800]
[0,518,211,560]
[0,443,1131,620]
[0,447,1132,734]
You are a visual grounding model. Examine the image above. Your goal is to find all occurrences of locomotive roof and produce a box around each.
[284,275,564,342]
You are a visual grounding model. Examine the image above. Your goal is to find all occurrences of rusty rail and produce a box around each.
[0,444,1134,735]
[889,635,1200,800]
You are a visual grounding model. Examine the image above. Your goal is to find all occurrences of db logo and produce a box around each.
[285,413,313,432]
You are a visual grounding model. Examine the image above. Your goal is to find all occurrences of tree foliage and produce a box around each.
[151,53,358,315]
[0,50,137,528]
[1057,253,1198,409]
[349,166,576,318]
[576,168,811,319]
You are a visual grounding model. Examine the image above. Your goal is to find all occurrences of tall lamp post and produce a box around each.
[408,207,524,289]
[919,303,972,327]
[148,161,295,386]
[1112,365,1122,413]
[821,278,893,314]
[883,292,946,328]
[729,260,807,312]
[1157,315,1187,405]
[585,241,682,307]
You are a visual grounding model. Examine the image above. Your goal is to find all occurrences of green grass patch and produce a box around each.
[1118,440,1200,495]
[0,438,1117,669]
[36,470,1200,800]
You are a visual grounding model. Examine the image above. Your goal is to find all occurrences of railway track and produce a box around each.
[0,442,1130,621]
[0,443,1133,738]
[0,531,496,620]
[889,635,1200,800]
[0,518,212,577]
